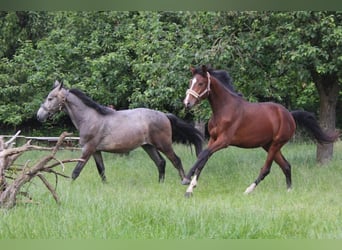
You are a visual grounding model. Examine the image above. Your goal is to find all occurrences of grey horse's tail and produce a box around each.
[291,110,339,144]
[166,113,204,156]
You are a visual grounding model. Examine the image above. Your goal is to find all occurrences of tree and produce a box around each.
[282,12,342,163]
[202,11,341,163]
[0,12,53,128]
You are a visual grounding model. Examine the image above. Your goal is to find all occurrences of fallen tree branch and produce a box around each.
[37,173,60,204]
[0,131,77,209]
[4,130,22,148]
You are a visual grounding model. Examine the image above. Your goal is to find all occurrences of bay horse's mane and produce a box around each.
[69,88,114,115]
[192,66,241,96]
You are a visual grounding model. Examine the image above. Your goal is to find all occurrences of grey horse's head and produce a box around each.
[37,80,67,122]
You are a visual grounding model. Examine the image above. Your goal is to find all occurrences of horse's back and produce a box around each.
[245,101,295,131]
[130,108,172,137]
[116,108,169,127]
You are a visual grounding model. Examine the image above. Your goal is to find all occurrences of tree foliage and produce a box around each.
[0,11,341,138]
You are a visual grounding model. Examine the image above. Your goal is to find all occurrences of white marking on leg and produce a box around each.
[244,183,256,194]
[186,175,198,194]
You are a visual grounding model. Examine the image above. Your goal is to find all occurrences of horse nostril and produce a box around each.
[37,113,46,122]
[184,102,192,109]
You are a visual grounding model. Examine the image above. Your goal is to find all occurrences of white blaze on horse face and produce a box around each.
[184,77,197,107]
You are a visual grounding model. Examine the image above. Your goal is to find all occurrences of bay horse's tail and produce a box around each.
[291,110,339,144]
[166,113,204,156]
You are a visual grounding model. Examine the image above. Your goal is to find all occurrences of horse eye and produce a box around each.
[48,97,53,101]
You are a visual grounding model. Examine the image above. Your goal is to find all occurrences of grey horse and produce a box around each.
[37,81,203,183]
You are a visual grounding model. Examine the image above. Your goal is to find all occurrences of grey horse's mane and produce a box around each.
[69,88,114,115]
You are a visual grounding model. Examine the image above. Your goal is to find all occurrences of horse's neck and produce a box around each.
[208,80,240,115]
[64,93,95,131]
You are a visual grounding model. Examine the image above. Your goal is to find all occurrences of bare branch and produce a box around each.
[37,174,60,204]
[46,158,85,169]
[42,168,70,179]
[4,130,21,149]
[52,132,73,155]
[0,131,79,209]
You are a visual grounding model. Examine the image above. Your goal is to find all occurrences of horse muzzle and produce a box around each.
[37,107,50,122]
[183,95,197,109]
[184,100,195,109]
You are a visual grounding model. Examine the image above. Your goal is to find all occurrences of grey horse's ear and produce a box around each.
[53,80,64,90]
[53,80,59,88]
[59,80,64,90]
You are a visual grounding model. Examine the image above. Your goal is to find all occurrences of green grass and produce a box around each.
[1,142,342,239]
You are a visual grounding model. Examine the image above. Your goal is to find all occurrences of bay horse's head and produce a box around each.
[37,80,68,122]
[183,65,211,109]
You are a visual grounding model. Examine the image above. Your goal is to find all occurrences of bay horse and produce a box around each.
[182,65,338,197]
[37,81,203,183]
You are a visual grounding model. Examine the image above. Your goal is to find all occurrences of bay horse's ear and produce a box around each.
[190,66,196,75]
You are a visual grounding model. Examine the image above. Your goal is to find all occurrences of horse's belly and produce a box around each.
[231,125,274,148]
[231,137,273,148]
[96,131,147,153]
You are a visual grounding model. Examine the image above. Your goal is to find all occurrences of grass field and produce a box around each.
[1,141,341,239]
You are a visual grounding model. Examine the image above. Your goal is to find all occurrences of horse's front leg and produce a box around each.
[182,149,211,197]
[181,149,211,185]
[182,136,228,197]
[71,146,93,180]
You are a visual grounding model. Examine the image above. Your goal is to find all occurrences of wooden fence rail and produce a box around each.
[0,135,80,148]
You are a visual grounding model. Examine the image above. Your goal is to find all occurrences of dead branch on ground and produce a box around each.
[0,131,83,209]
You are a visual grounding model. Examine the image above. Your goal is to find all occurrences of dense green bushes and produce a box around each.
[0,11,341,135]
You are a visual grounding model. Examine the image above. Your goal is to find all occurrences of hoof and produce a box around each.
[71,172,79,180]
[101,175,107,183]
[244,183,256,194]
[184,192,193,198]
[181,178,191,185]
[158,175,165,183]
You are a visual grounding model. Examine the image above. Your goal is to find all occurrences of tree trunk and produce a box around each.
[314,75,340,164]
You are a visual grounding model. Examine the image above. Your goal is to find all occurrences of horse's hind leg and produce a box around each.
[245,144,280,194]
[159,146,186,181]
[93,151,107,182]
[142,144,166,182]
[274,151,292,191]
